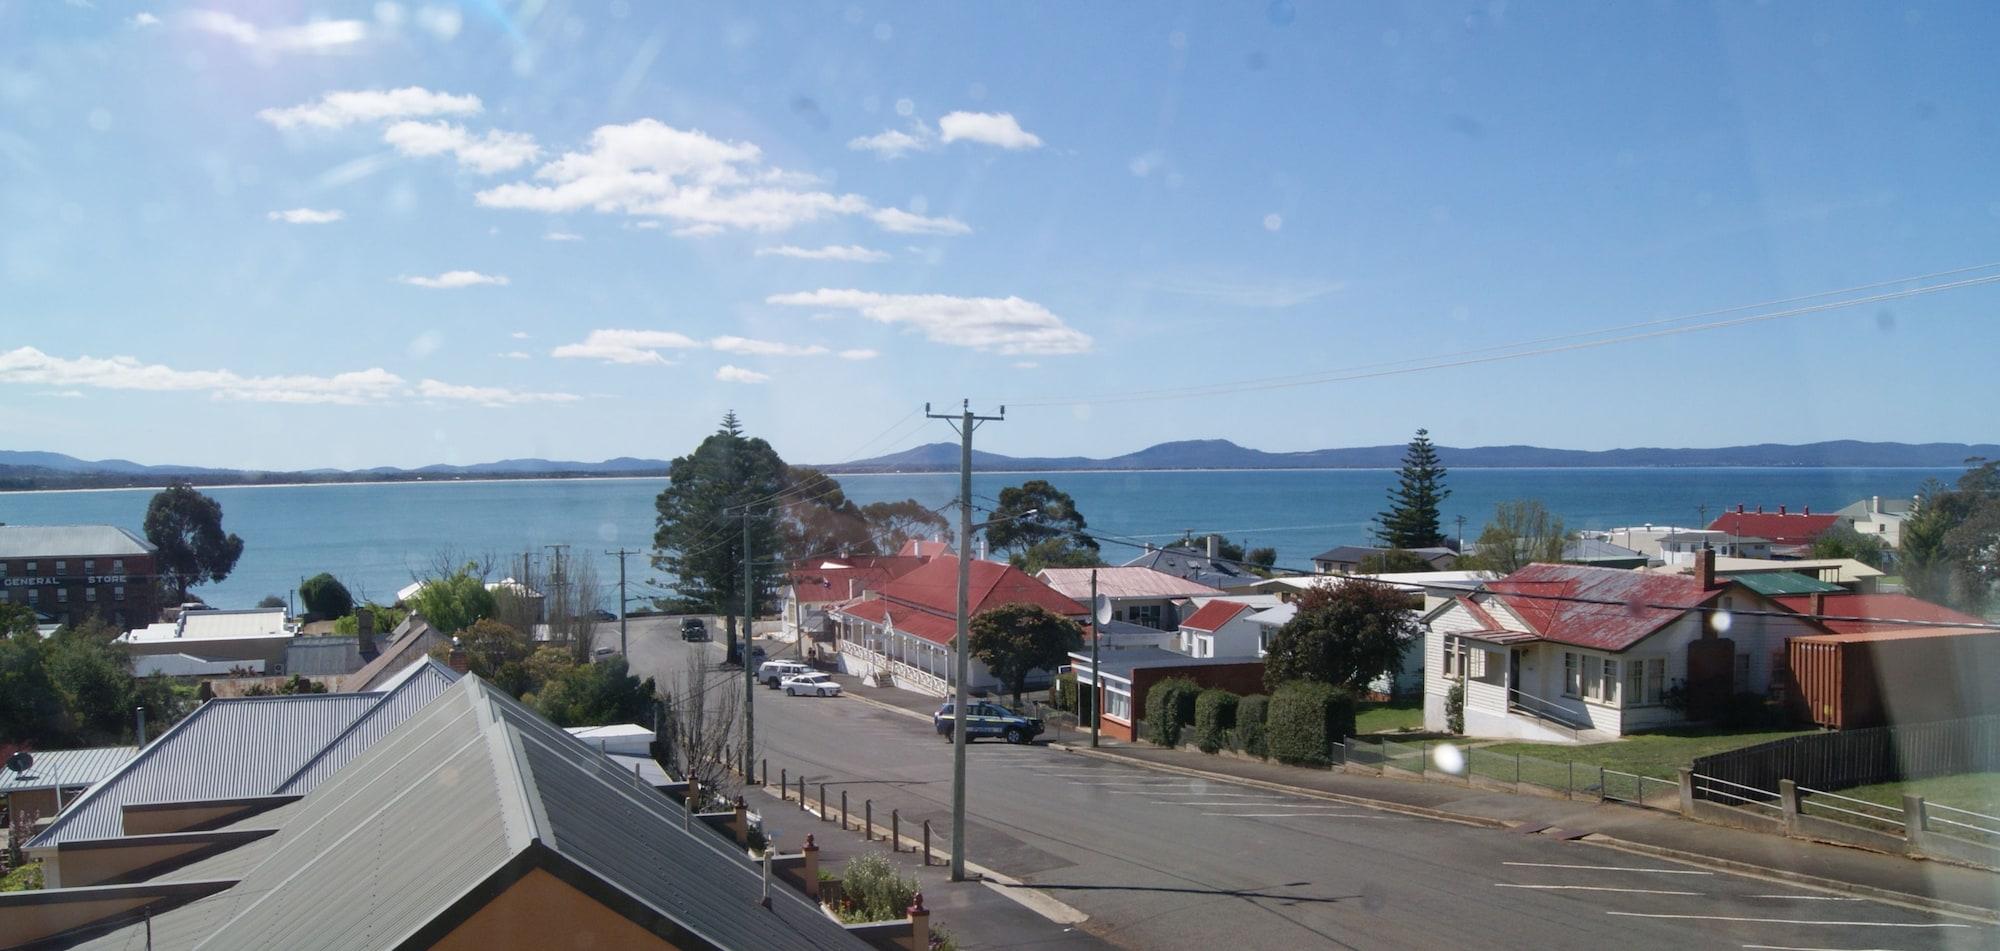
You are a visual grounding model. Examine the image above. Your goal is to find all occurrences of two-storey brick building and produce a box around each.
[0,524,160,630]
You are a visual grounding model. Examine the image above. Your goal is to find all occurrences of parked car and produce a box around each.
[932,701,1044,745]
[758,660,811,688]
[680,617,708,641]
[781,672,842,697]
[749,644,768,663]
[592,646,616,657]
[589,608,616,621]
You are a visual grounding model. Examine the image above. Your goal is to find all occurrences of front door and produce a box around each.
[1509,648,1523,693]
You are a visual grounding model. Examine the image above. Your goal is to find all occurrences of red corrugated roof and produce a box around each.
[1791,625,1997,644]
[1771,593,1981,634]
[1180,600,1252,631]
[1485,563,1724,652]
[789,555,929,603]
[877,554,1087,619]
[1706,511,1841,546]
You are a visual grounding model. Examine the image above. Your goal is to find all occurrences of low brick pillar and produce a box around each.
[1778,779,1801,834]
[733,796,749,847]
[907,892,929,951]
[803,835,820,899]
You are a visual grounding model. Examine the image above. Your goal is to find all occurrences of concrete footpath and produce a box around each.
[1059,739,2000,922]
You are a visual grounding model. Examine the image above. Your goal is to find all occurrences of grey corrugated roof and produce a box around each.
[275,658,459,794]
[282,636,363,676]
[188,676,865,950]
[340,616,447,692]
[0,524,154,559]
[0,745,137,793]
[1122,546,1261,589]
[1562,538,1648,561]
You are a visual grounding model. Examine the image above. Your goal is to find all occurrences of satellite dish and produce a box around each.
[1093,594,1114,626]
[6,750,32,774]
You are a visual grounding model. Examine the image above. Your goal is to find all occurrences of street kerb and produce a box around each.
[756,780,1091,927]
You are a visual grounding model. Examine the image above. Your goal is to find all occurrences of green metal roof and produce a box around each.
[1733,571,1846,596]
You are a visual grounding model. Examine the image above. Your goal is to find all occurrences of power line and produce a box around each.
[996,269,2000,407]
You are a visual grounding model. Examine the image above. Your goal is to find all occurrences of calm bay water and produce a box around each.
[0,468,1960,611]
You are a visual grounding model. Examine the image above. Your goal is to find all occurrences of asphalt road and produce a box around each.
[616,617,1997,950]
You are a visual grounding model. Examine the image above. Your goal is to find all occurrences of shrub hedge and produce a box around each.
[1266,681,1358,767]
[1233,693,1270,758]
[1053,671,1077,713]
[1144,676,1201,747]
[1193,688,1240,753]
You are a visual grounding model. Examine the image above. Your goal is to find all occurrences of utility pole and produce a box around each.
[1454,514,1467,553]
[926,399,1003,883]
[606,548,636,656]
[1090,567,1100,749]
[545,544,570,649]
[742,511,757,780]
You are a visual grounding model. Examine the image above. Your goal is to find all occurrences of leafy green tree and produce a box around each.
[144,482,245,602]
[256,595,287,610]
[44,622,131,740]
[984,480,1099,560]
[968,603,1083,704]
[1460,499,1566,574]
[780,466,875,557]
[243,674,328,696]
[1263,579,1419,693]
[1245,547,1278,570]
[0,605,65,746]
[332,602,406,635]
[299,573,354,619]
[1811,523,1887,569]
[861,499,951,554]
[1009,537,1106,574]
[533,657,659,727]
[457,618,532,682]
[1376,429,1450,549]
[409,564,496,635]
[1902,462,2000,612]
[1355,549,1435,574]
[652,413,788,663]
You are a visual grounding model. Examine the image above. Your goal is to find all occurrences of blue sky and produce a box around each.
[3,1,1998,471]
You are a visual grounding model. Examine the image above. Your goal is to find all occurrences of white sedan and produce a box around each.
[781,672,842,697]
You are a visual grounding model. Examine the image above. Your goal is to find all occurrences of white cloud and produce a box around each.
[510,331,531,339]
[767,289,1092,356]
[1013,361,1040,369]
[1129,150,1165,177]
[417,379,579,406]
[0,345,402,405]
[543,231,582,241]
[258,86,480,130]
[714,365,770,384]
[39,389,86,398]
[497,351,531,359]
[128,12,160,27]
[847,125,933,159]
[709,336,828,357]
[398,270,508,289]
[672,223,725,238]
[268,207,344,224]
[838,349,879,361]
[384,120,540,173]
[550,329,702,365]
[187,11,367,54]
[415,5,462,40]
[937,111,1042,150]
[871,207,971,235]
[755,244,890,263]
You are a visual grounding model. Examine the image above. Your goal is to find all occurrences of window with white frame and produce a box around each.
[1582,654,1601,701]
[1563,651,1582,697]
[1195,635,1214,659]
[1595,658,1619,704]
[1442,636,1461,677]
[1623,657,1668,706]
[112,559,124,572]
[1104,687,1133,721]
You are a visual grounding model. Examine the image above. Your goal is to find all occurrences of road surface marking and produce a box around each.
[1156,800,1317,806]
[1066,781,1199,786]
[1504,862,1711,875]
[1495,884,1702,896]
[1200,811,1397,818]
[1742,945,1904,950]
[1607,913,1965,928]
[1744,895,1869,902]
[1111,791,1289,798]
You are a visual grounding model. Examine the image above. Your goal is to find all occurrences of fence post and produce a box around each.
[780,768,787,799]
[865,799,873,841]
[802,834,820,899]
[923,820,932,867]
[761,758,767,787]
[819,783,827,821]
[891,809,900,851]
[1597,766,1606,804]
[1421,741,1430,777]
[1901,794,1928,855]
[799,776,807,811]
[1567,760,1574,800]
[1778,779,1801,834]
[1676,768,1696,818]
[841,790,849,830]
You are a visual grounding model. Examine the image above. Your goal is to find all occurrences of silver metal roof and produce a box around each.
[0,745,137,794]
[28,664,456,850]
[0,524,154,559]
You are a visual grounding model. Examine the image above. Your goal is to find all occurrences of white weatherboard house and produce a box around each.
[1421,553,1824,742]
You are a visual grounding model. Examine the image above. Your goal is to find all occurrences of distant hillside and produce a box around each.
[3,439,1990,491]
[820,439,1999,473]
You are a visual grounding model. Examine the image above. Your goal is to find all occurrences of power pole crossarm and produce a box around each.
[925,399,1003,884]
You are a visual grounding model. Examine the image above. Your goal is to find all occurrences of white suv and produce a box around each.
[758,660,811,688]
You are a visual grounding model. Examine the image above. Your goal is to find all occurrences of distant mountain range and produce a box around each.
[1,440,1991,490]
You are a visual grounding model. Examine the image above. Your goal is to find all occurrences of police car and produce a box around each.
[931,701,1044,744]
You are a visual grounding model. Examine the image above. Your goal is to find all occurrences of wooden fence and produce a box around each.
[1691,715,2000,797]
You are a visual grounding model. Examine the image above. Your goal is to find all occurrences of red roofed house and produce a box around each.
[1421,551,1826,742]
[1176,599,1262,659]
[1706,504,1842,558]
[1769,591,1982,635]
[827,554,1087,696]
[781,554,931,643]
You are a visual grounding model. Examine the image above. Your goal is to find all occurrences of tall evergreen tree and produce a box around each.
[1376,429,1450,549]
[651,413,788,663]
[144,482,245,602]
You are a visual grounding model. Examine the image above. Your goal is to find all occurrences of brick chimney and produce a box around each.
[1778,504,1786,515]
[1206,535,1219,560]
[1810,591,1827,618]
[1694,543,1718,591]
[357,608,380,662]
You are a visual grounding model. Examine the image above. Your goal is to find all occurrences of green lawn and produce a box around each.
[1355,699,1424,736]
[1483,727,1815,782]
[1840,773,2000,819]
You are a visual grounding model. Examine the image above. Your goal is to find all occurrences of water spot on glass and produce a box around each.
[610,0,630,20]
[512,49,537,77]
[1071,403,1092,422]
[873,21,893,42]
[375,2,405,27]
[895,97,915,117]
[1267,1,1296,27]
[1382,29,1401,47]
[1262,213,1283,232]
[597,522,619,542]
[1433,742,1465,774]
[563,17,586,40]
[1710,609,1733,634]
[1245,50,1267,70]
[1168,31,1187,51]
[1875,309,1896,334]
[86,108,112,132]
